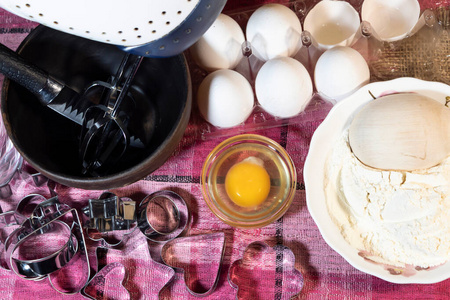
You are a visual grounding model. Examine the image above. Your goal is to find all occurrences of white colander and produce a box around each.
[0,0,226,57]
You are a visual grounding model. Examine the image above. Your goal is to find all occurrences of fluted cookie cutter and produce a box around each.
[161,232,226,296]
[83,192,137,247]
[83,190,189,247]
[228,241,304,300]
[0,194,90,294]
[137,190,189,243]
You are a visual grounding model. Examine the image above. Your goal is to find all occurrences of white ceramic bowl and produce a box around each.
[304,78,450,284]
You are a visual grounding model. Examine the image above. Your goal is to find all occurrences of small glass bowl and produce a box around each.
[201,134,297,228]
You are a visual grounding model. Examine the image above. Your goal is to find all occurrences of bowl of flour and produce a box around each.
[305,77,450,283]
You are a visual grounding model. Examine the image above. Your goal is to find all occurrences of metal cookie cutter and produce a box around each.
[161,232,226,296]
[83,192,137,247]
[81,260,131,300]
[0,194,49,270]
[83,190,188,246]
[137,190,189,243]
[228,241,304,300]
[81,246,130,300]
[1,195,90,294]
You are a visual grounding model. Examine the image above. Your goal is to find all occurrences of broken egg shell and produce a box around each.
[348,92,450,171]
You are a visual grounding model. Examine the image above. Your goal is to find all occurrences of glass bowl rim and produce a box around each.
[201,133,297,228]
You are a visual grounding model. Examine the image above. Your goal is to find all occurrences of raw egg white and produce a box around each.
[246,3,303,61]
[197,69,254,128]
[255,57,313,118]
[225,156,271,207]
[190,14,245,71]
[314,46,370,101]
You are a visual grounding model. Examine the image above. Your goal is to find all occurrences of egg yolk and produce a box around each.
[225,159,271,207]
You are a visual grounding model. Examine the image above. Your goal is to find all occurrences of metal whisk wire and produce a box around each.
[79,54,144,176]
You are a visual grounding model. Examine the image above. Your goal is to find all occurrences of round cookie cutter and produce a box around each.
[6,219,77,280]
[137,190,189,242]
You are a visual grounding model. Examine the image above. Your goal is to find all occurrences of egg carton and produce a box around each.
[187,0,449,140]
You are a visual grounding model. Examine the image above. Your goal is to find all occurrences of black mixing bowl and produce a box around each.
[1,25,192,190]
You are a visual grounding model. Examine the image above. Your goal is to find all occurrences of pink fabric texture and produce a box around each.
[0,1,449,299]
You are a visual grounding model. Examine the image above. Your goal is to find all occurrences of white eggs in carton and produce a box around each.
[255,57,312,118]
[190,14,245,72]
[245,3,303,61]
[190,0,430,137]
[314,46,370,101]
[197,69,254,128]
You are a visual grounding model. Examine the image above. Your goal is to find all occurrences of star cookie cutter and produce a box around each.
[161,232,226,296]
[137,190,189,243]
[228,241,304,300]
[0,194,90,294]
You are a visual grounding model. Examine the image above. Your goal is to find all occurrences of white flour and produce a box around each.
[325,130,450,268]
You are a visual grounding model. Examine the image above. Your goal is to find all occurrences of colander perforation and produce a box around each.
[3,0,202,46]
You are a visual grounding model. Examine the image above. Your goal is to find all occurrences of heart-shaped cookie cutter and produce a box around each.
[81,247,131,300]
[161,232,226,297]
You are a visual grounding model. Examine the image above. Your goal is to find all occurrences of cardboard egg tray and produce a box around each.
[186,0,450,140]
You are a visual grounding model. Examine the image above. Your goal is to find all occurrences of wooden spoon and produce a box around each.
[348,93,450,171]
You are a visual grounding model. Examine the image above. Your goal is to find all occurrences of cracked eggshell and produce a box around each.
[314,46,370,101]
[255,57,313,118]
[246,3,303,61]
[197,69,254,128]
[190,14,245,72]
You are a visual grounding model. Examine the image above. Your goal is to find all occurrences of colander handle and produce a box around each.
[0,43,62,105]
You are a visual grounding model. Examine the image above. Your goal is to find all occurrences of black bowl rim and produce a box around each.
[1,25,192,190]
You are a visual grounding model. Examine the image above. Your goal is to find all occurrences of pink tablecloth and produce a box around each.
[0,0,449,299]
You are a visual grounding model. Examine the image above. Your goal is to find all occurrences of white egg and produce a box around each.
[255,57,313,118]
[190,14,245,72]
[314,46,370,101]
[197,69,254,128]
[246,4,302,61]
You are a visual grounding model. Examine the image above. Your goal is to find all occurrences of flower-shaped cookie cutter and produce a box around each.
[137,190,189,243]
[83,191,137,247]
[228,241,304,300]
[0,194,90,294]
[161,232,226,296]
